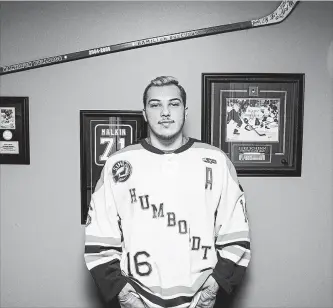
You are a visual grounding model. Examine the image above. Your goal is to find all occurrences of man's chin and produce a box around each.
[152,130,180,141]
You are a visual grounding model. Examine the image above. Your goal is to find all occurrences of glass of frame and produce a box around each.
[202,73,304,177]
[0,97,30,165]
[80,110,147,224]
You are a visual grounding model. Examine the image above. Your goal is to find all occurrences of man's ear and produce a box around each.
[142,109,147,122]
[185,106,188,119]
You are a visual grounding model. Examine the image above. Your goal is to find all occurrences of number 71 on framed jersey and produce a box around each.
[80,110,147,224]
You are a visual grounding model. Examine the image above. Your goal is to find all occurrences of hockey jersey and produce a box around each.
[84,138,251,308]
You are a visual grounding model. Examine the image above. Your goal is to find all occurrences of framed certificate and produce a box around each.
[80,110,147,224]
[0,97,30,164]
[202,73,304,176]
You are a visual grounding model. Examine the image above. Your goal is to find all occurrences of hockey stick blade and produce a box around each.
[245,124,266,137]
[0,0,299,76]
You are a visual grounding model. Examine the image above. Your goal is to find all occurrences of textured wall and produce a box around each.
[0,2,332,308]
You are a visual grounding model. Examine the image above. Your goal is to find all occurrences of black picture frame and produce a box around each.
[202,73,304,177]
[80,110,147,224]
[0,97,30,165]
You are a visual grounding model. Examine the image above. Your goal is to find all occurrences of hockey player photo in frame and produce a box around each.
[201,73,304,177]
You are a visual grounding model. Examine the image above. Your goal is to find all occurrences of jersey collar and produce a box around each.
[140,137,195,154]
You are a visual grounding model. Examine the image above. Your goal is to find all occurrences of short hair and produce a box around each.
[143,76,187,108]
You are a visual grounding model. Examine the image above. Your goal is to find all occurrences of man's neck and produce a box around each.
[147,133,187,153]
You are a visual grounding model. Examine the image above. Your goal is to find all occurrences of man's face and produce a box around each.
[143,85,187,141]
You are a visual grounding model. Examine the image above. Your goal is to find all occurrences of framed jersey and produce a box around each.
[80,110,147,224]
[201,73,304,177]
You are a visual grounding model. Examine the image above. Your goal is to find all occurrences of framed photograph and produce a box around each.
[0,97,30,164]
[80,110,147,224]
[202,73,304,176]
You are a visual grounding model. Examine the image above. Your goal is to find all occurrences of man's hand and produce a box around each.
[118,283,146,308]
[196,276,219,308]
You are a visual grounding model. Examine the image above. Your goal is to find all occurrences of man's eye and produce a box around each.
[150,104,159,108]
[170,102,180,107]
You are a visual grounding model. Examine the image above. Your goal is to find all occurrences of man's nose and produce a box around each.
[161,105,170,116]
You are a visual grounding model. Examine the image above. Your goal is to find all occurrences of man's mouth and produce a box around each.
[159,120,174,124]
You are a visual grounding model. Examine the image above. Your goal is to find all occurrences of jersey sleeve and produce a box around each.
[84,164,127,306]
[212,158,251,297]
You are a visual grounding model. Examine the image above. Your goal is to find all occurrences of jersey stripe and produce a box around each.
[85,235,122,246]
[85,245,122,254]
[85,254,121,270]
[130,269,212,298]
[215,240,250,250]
[218,248,250,266]
[223,245,251,259]
[129,280,193,308]
[216,231,250,244]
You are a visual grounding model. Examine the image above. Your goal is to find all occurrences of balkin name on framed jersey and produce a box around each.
[80,110,147,224]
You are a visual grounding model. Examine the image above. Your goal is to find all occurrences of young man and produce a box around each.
[84,76,251,308]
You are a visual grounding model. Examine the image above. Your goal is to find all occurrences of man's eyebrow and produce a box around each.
[148,98,181,104]
[147,99,161,103]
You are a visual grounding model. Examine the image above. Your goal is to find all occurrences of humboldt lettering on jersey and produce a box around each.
[128,189,212,259]
[192,237,201,250]
[205,167,213,190]
[129,188,137,203]
[202,246,212,260]
[202,158,217,164]
[152,203,164,218]
[167,212,176,227]
[101,128,127,136]
[139,195,150,210]
[178,220,187,234]
[112,160,132,183]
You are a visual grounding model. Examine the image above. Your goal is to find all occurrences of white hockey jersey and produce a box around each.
[84,138,251,308]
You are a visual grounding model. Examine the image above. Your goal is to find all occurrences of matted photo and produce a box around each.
[80,110,147,224]
[226,98,280,143]
[0,107,16,129]
[202,73,304,176]
[0,97,30,164]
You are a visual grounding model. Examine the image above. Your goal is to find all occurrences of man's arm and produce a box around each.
[212,159,251,299]
[84,165,127,307]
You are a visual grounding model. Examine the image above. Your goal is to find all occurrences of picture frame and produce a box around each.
[202,73,304,177]
[0,97,30,165]
[80,110,147,224]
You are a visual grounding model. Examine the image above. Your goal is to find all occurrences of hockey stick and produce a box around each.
[0,0,298,76]
[244,124,266,137]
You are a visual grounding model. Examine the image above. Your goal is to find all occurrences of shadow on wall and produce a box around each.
[214,272,250,308]
[83,275,107,308]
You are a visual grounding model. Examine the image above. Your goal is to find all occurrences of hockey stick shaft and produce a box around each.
[245,124,266,136]
[0,0,298,76]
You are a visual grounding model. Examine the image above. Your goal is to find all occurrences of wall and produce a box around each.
[0,2,332,308]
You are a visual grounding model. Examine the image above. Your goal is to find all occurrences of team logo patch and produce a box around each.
[202,157,217,164]
[112,160,132,183]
